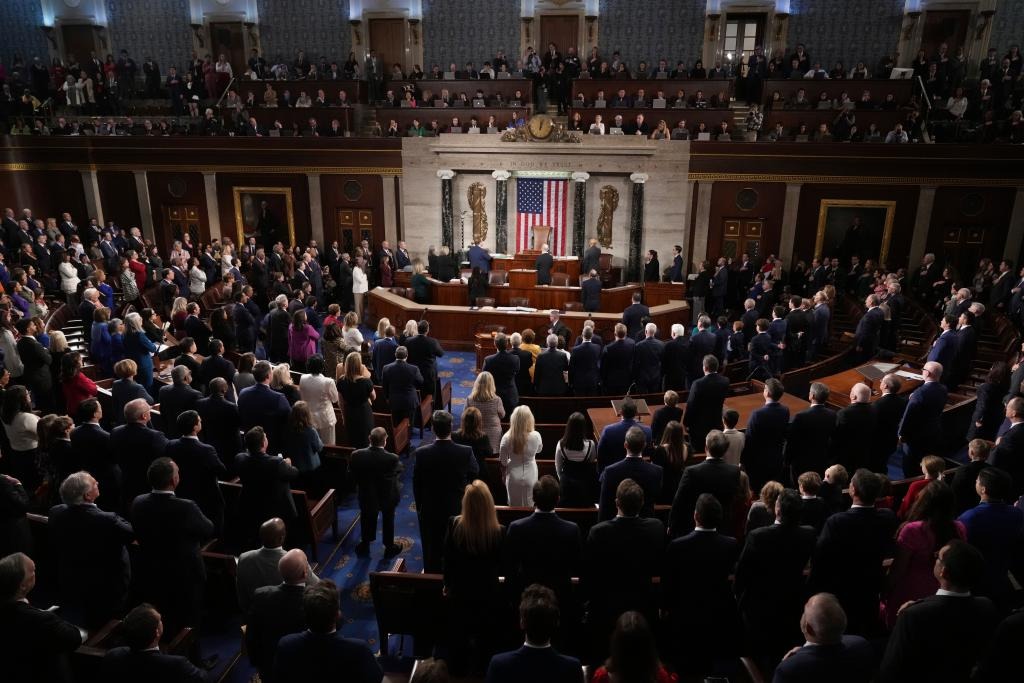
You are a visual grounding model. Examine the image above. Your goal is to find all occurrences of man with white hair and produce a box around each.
[774,593,873,681]
[111,397,169,511]
[78,286,101,346]
[246,548,317,681]
[547,308,571,342]
[534,333,569,395]
[633,322,665,393]
[535,243,554,285]
[898,361,948,477]
[510,332,534,397]
[834,382,876,472]
[266,293,291,363]
[48,471,134,628]
[662,323,691,391]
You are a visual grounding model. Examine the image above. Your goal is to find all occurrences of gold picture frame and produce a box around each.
[232,186,296,248]
[815,199,896,266]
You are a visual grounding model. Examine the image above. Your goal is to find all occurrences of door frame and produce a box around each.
[363,12,414,73]
[521,3,584,62]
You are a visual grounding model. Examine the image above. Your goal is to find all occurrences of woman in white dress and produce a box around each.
[466,371,505,454]
[352,256,369,324]
[498,405,542,507]
[298,354,340,445]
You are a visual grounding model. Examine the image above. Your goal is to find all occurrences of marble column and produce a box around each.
[691,181,714,266]
[382,173,398,243]
[1005,187,1024,262]
[779,183,802,264]
[492,170,511,253]
[308,173,325,246]
[571,172,590,260]
[80,170,104,226]
[437,169,456,252]
[202,172,222,242]
[132,171,155,243]
[628,173,648,283]
[908,186,936,268]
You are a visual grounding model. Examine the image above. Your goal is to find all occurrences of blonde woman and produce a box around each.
[375,317,391,342]
[498,405,542,506]
[342,311,364,350]
[299,354,340,446]
[467,371,505,454]
[337,351,375,448]
[271,362,301,405]
[399,319,418,346]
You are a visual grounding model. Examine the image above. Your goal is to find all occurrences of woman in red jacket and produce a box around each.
[60,352,97,416]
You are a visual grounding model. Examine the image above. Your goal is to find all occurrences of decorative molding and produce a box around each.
[687,172,1024,187]
[436,169,456,180]
[0,163,402,175]
[571,171,590,182]
[491,170,512,181]
[629,172,649,184]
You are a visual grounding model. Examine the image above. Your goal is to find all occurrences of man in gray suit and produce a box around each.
[235,517,318,613]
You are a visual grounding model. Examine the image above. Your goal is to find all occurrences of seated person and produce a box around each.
[574,92,587,108]
[857,89,874,109]
[716,121,731,140]
[406,119,426,136]
[624,114,650,136]
[383,119,400,137]
[671,120,690,140]
[671,61,688,79]
[610,89,632,108]
[467,117,481,133]
[634,88,648,107]
[337,90,351,107]
[672,89,687,108]
[593,89,606,105]
[511,89,525,105]
[478,61,495,80]
[295,91,312,108]
[589,114,606,135]
[691,89,708,109]
[790,88,812,109]
[610,114,625,131]
[313,89,327,106]
[447,116,463,133]
[885,122,908,143]
[814,122,833,142]
[712,89,730,108]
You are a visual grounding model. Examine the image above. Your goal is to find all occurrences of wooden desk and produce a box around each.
[494,255,580,280]
[761,79,913,108]
[572,78,730,101]
[427,279,643,312]
[236,79,365,103]
[763,110,906,137]
[475,332,497,371]
[588,391,812,438]
[387,78,534,105]
[817,363,922,409]
[246,108,354,134]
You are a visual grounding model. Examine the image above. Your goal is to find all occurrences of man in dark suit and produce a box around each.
[238,361,292,455]
[582,238,602,274]
[852,294,885,364]
[235,427,300,550]
[879,540,998,683]
[48,471,135,628]
[511,333,535,397]
[183,303,213,355]
[233,290,258,353]
[0,552,84,683]
[167,410,227,534]
[102,604,205,682]
[381,346,424,426]
[111,398,169,514]
[467,240,493,273]
[246,549,312,682]
[412,411,478,571]
[808,292,831,362]
[406,320,445,409]
[596,400,652,472]
[632,323,665,393]
[598,427,663,521]
[870,374,907,473]
[683,354,730,453]
[196,378,243,473]
[131,458,214,638]
[546,309,572,343]
[273,580,382,683]
[581,269,602,312]
[810,469,897,636]
[710,257,729,315]
[482,333,521,415]
[958,467,1024,606]
[71,398,119,511]
[350,427,402,557]
[828,382,876,473]
[600,323,635,396]
[955,310,977,387]
[773,593,874,683]
[784,382,837,481]
[989,397,1024,496]
[688,316,719,384]
[662,494,741,673]
[503,476,582,605]
[371,327,399,383]
[735,489,818,663]
[568,327,601,396]
[158,365,203,438]
[584,479,665,644]
[535,244,554,285]
[928,315,960,389]
[662,323,691,391]
[897,361,948,476]
[621,292,649,339]
[485,584,582,683]
[742,378,791,490]
[669,430,741,535]
[534,334,569,396]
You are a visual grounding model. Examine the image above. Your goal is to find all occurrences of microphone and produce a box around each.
[625,382,636,396]
[419,307,428,322]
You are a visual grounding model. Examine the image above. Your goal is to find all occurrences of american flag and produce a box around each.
[516,177,569,255]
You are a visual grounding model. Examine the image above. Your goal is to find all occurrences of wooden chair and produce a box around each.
[551,272,571,287]
[369,558,447,659]
[488,270,508,286]
[564,301,584,312]
[476,297,496,307]
[510,297,530,307]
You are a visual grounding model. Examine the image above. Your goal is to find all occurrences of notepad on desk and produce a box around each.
[895,370,924,381]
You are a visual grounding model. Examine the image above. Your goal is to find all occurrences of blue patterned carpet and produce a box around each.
[213,351,478,681]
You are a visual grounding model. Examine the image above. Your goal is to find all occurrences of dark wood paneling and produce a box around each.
[321,174,385,252]
[572,79,725,100]
[763,111,906,136]
[145,172,209,254]
[762,79,913,106]
[569,107,733,132]
[706,182,786,262]
[389,78,534,105]
[375,107,532,132]
[793,184,920,270]
[97,171,141,230]
[369,18,407,73]
[0,171,88,222]
[235,80,365,103]
[540,16,579,57]
[927,186,1016,277]
[216,173,311,247]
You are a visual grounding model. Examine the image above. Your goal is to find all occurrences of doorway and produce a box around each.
[61,24,97,64]
[920,10,970,58]
[336,208,376,256]
[209,22,246,76]
[539,15,579,59]
[721,218,765,262]
[369,18,407,74]
[723,13,765,65]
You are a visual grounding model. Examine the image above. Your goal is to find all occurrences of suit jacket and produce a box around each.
[990,422,1024,496]
[195,395,242,468]
[238,384,292,454]
[405,333,444,390]
[485,645,582,683]
[467,244,492,273]
[682,372,730,446]
[130,491,213,597]
[111,423,168,511]
[711,266,729,297]
[235,451,300,532]
[371,337,399,381]
[621,303,650,339]
[504,511,582,598]
[853,306,884,355]
[581,277,602,311]
[870,392,907,469]
[102,647,205,683]
[0,600,83,683]
[167,436,226,530]
[568,342,600,394]
[832,402,876,472]
[412,439,478,522]
[245,583,307,676]
[157,383,203,437]
[350,445,401,510]
[811,303,831,347]
[582,245,602,273]
[774,635,875,683]
[184,315,213,355]
[596,419,652,472]
[598,456,663,521]
[662,530,739,622]
[688,330,718,381]
[784,404,837,475]
[955,325,976,385]
[483,350,521,411]
[927,329,959,375]
[735,522,817,624]
[273,630,382,683]
[661,336,691,390]
[535,253,554,285]
[741,309,760,343]
[811,506,897,634]
[669,457,741,535]
[898,381,948,456]
[70,422,118,508]
[599,338,635,395]
[534,349,569,395]
[632,337,665,392]
[742,401,791,488]
[381,360,423,418]
[585,516,665,618]
[513,347,534,395]
[879,594,998,683]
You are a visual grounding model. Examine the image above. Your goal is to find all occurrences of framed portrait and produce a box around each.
[232,186,296,248]
[815,199,896,267]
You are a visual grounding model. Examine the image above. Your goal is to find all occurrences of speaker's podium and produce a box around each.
[522,225,551,254]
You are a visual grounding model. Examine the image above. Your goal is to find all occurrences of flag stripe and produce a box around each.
[515,178,569,256]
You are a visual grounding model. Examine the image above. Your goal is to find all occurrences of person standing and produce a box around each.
[406,320,445,409]
[350,427,402,557]
[481,333,520,416]
[381,346,423,428]
[499,406,543,506]
[337,352,375,449]
[299,355,340,447]
[897,361,948,477]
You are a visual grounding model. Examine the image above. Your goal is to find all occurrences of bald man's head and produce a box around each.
[800,592,847,645]
[923,360,943,381]
[259,517,287,549]
[278,549,309,584]
[850,383,871,404]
